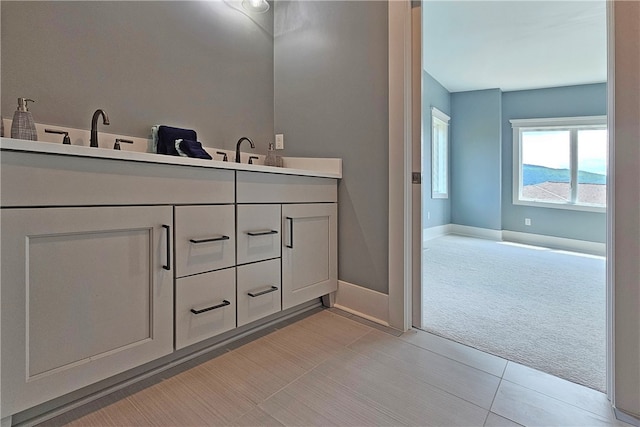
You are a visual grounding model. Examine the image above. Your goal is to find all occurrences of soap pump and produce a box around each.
[264,142,277,167]
[11,98,38,141]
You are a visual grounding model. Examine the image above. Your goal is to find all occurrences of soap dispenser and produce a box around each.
[11,98,38,140]
[264,142,277,166]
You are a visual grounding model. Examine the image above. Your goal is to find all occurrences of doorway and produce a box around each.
[412,1,609,392]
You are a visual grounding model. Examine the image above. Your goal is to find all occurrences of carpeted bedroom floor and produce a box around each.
[422,234,606,392]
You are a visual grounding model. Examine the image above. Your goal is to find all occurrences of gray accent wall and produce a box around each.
[422,71,451,228]
[1,1,274,151]
[450,89,503,230]
[501,83,607,242]
[274,1,389,294]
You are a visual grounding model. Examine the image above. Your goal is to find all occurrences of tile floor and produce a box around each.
[39,308,629,427]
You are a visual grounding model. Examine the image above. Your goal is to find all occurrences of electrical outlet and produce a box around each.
[525,218,531,226]
[275,134,284,150]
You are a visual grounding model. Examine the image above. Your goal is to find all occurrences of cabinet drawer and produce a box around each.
[237,204,281,265]
[175,205,235,278]
[175,268,236,350]
[237,259,282,327]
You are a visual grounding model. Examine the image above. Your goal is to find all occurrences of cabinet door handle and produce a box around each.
[247,286,279,298]
[285,217,294,248]
[190,300,231,315]
[246,229,278,236]
[162,224,171,271]
[189,235,230,244]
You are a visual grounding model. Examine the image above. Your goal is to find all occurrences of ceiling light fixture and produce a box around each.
[241,0,269,14]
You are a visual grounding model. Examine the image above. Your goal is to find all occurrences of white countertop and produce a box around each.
[0,138,342,179]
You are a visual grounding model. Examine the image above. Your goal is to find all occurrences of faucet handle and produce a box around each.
[114,138,134,150]
[216,151,228,162]
[45,128,71,144]
[248,156,259,165]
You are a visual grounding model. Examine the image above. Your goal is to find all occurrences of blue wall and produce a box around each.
[422,71,451,228]
[501,83,607,242]
[450,89,503,230]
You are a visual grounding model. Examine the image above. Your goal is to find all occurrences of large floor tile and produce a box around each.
[197,350,291,404]
[400,328,507,377]
[127,367,255,426]
[503,362,617,421]
[263,321,346,370]
[349,330,501,409]
[232,335,310,383]
[260,370,408,426]
[313,348,488,426]
[492,380,624,427]
[294,309,372,346]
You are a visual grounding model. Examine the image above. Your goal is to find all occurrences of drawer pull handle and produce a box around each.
[190,300,231,315]
[248,286,279,298]
[189,235,230,244]
[247,229,278,236]
[162,224,171,271]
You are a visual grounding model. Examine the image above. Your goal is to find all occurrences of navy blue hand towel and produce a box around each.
[177,139,213,160]
[157,125,197,156]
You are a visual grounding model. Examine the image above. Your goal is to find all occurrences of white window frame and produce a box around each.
[511,115,607,213]
[431,107,450,199]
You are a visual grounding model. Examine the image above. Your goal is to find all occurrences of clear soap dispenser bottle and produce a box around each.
[11,98,38,141]
[264,142,277,166]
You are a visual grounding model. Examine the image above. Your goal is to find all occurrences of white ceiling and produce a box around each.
[422,1,607,93]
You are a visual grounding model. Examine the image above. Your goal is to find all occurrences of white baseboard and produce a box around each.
[423,224,451,244]
[502,230,606,256]
[449,224,503,241]
[334,280,389,326]
[426,224,605,256]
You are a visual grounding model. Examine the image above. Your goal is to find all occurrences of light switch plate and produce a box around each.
[275,134,284,150]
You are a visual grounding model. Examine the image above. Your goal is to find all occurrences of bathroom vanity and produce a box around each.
[0,138,340,420]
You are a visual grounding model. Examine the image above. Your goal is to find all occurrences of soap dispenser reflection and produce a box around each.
[11,98,38,141]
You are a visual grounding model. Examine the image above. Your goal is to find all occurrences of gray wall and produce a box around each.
[1,1,274,151]
[501,83,607,242]
[450,89,503,230]
[274,1,389,294]
[422,71,451,228]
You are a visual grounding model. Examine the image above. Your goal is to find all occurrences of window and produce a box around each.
[511,116,607,212]
[431,107,450,199]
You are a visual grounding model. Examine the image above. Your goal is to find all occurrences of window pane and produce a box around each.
[521,130,570,203]
[432,117,448,198]
[577,129,607,206]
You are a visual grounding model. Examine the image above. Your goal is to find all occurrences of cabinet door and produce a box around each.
[175,205,236,278]
[1,207,173,416]
[282,203,337,310]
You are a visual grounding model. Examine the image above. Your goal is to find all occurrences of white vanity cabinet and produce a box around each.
[0,141,339,421]
[0,206,174,416]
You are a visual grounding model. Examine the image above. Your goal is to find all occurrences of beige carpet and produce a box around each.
[422,234,606,391]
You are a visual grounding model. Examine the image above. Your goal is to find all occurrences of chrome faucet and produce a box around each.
[235,137,255,163]
[90,109,110,147]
